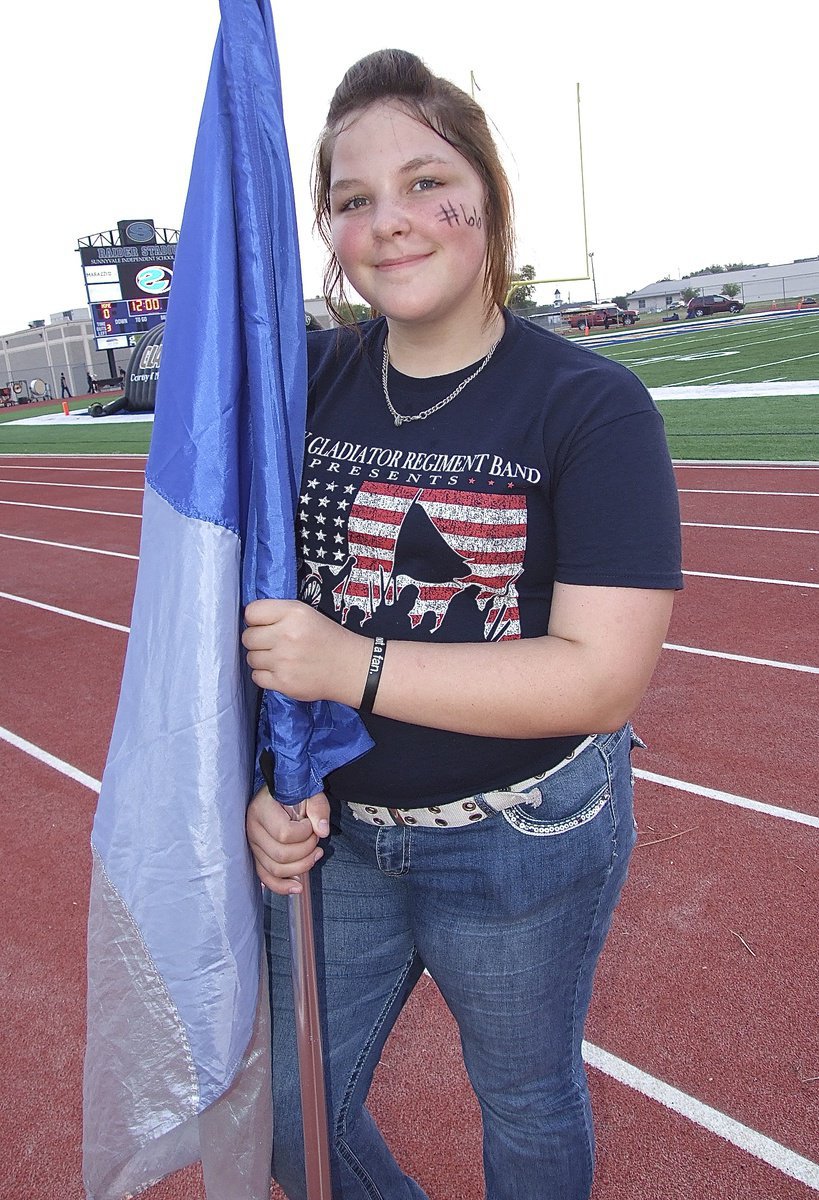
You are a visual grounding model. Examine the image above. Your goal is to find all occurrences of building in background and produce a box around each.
[627,257,819,313]
[1,309,133,399]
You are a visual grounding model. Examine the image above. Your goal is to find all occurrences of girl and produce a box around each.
[242,48,682,1200]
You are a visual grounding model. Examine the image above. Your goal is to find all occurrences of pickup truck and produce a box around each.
[564,305,639,330]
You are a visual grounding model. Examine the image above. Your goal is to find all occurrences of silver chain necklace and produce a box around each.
[381,336,501,427]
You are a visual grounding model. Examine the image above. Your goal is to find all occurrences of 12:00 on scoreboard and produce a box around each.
[92,298,167,337]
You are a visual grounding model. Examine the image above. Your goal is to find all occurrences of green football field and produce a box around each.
[592,310,819,459]
[1,311,817,459]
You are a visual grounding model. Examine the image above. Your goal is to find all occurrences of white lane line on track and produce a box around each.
[2,722,817,1190]
[0,464,145,473]
[10,578,816,676]
[0,500,140,518]
[0,478,142,491]
[674,463,819,469]
[8,584,816,675]
[684,569,819,588]
[0,591,129,633]
[5,696,816,832]
[0,532,138,560]
[633,769,819,828]
[4,686,811,1190]
[679,488,819,497]
[683,521,819,534]
[0,454,147,461]
[583,1043,819,1191]
[663,643,819,674]
[0,725,101,793]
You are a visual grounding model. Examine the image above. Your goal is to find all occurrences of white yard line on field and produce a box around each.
[682,349,819,385]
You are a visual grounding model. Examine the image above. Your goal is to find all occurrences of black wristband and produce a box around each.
[359,637,386,714]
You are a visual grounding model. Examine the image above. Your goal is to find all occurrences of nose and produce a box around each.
[370,195,411,240]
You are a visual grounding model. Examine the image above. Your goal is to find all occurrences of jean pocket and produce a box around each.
[500,751,612,839]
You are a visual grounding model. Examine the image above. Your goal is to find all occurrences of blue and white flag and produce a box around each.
[82,4,371,1197]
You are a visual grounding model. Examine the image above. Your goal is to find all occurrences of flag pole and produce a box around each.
[287,803,333,1198]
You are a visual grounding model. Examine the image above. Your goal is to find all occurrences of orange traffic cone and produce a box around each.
[62,400,70,416]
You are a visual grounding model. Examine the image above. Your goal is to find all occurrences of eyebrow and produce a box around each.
[330,155,452,195]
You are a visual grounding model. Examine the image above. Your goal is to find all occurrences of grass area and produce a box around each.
[595,312,819,389]
[587,311,819,458]
[1,314,817,460]
[657,394,819,460]
[0,398,151,455]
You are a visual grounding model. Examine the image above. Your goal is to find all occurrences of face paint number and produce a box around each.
[438,201,483,229]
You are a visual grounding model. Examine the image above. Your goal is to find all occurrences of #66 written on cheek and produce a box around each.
[438,200,483,228]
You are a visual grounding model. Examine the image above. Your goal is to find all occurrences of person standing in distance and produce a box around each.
[242,49,682,1200]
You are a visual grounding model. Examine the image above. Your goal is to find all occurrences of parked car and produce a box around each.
[564,304,638,330]
[686,295,744,318]
[799,296,817,306]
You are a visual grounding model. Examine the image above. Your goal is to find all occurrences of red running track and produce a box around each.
[667,574,818,667]
[1,454,818,1200]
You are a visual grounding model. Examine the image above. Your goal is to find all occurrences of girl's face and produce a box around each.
[329,102,490,329]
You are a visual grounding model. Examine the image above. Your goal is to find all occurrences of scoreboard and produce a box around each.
[78,221,177,350]
[91,298,167,346]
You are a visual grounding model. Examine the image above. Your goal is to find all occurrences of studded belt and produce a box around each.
[346,736,595,829]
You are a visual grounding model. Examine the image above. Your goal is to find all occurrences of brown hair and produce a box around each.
[312,49,515,327]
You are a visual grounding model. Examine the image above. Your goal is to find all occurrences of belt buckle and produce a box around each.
[387,807,407,826]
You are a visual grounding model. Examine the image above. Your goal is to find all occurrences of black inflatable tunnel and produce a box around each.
[90,322,165,417]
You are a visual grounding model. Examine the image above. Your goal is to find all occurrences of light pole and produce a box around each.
[588,252,598,303]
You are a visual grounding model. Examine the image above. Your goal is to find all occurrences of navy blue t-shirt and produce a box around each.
[299,311,682,807]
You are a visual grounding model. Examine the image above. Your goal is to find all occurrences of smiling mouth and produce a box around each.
[375,254,432,270]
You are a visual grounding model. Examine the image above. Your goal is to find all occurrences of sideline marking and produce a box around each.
[684,569,819,588]
[0,591,129,633]
[679,488,819,497]
[0,478,142,492]
[0,499,140,518]
[664,643,819,675]
[683,521,819,534]
[0,532,138,560]
[583,1043,819,1191]
[0,724,101,793]
[633,769,819,828]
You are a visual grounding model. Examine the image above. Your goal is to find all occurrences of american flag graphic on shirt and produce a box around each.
[299,473,527,642]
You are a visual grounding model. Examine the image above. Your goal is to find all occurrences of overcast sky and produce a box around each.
[2,1,816,333]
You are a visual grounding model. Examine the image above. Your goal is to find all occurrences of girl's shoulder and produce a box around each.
[502,313,657,420]
[307,319,384,381]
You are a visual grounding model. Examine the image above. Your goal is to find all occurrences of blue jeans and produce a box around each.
[265,724,638,1200]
